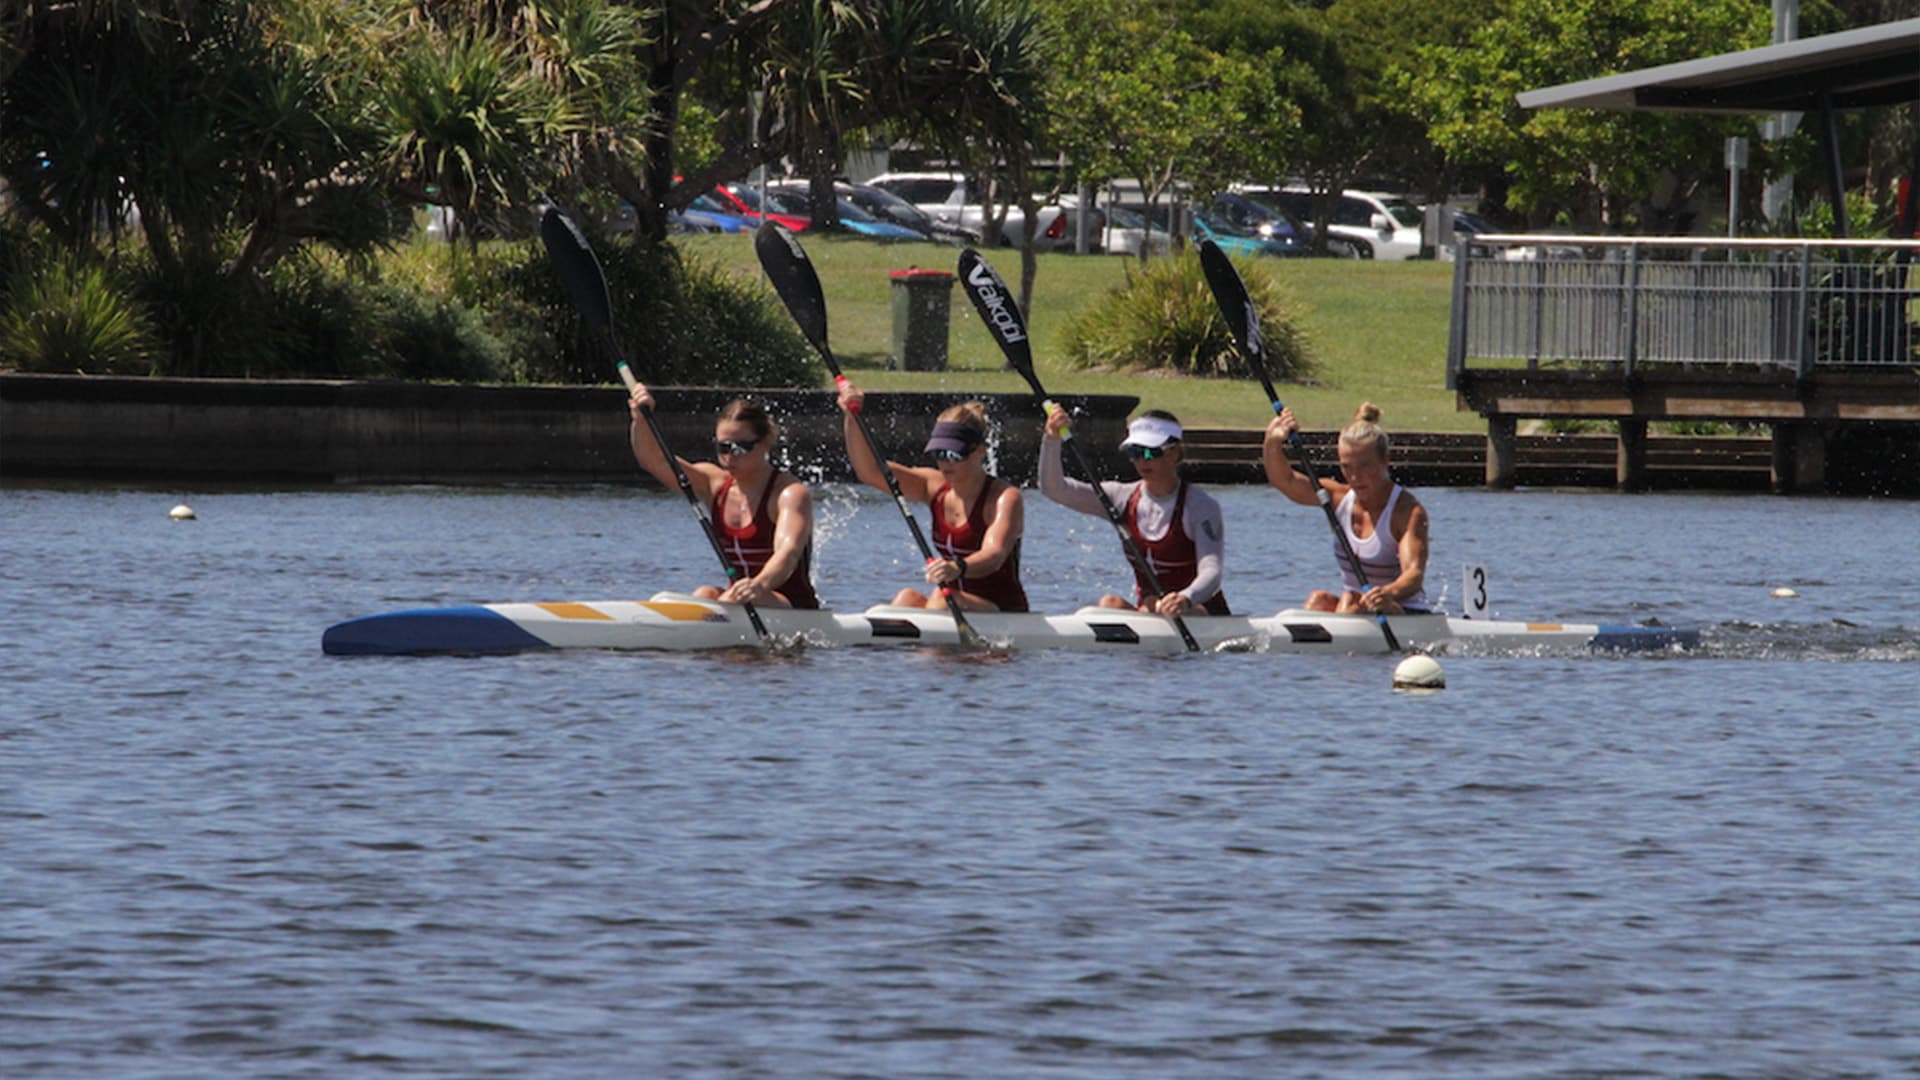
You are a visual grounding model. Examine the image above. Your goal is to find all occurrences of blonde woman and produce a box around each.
[1263,402,1429,614]
[835,380,1028,612]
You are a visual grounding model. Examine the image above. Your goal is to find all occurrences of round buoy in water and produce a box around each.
[169,504,196,521]
[1392,653,1445,691]
[1770,587,1798,599]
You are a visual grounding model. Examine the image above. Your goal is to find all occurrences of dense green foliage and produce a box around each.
[1061,252,1312,381]
[1,0,1909,384]
[1,253,159,375]
[467,236,822,387]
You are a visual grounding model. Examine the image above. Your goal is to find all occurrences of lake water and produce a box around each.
[3,480,1916,1077]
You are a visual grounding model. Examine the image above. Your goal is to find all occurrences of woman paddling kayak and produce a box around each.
[1040,409,1229,617]
[836,380,1028,612]
[1264,401,1429,614]
[628,385,820,609]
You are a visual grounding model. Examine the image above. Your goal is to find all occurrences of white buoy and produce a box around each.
[1392,653,1445,691]
[169,504,196,521]
[1770,587,1798,599]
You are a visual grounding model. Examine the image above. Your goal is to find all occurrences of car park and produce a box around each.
[712,183,811,231]
[866,171,1098,251]
[1092,203,1170,258]
[761,181,928,240]
[839,183,975,243]
[1239,186,1424,259]
[1194,209,1306,258]
[685,192,752,232]
[1111,201,1306,259]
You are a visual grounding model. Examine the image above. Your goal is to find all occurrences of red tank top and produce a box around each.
[929,480,1028,612]
[710,475,820,609]
[1125,481,1229,615]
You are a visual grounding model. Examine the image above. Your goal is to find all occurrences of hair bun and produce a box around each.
[1353,401,1382,424]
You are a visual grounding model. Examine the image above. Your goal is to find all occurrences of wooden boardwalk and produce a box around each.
[1179,428,1774,491]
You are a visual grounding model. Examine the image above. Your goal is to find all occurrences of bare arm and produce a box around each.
[1262,409,1333,507]
[1374,497,1430,609]
[629,383,719,502]
[966,483,1024,577]
[837,380,932,502]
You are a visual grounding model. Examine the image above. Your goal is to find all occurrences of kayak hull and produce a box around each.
[323,594,1698,657]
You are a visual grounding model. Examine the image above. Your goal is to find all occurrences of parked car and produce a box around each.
[839,182,976,244]
[1112,202,1307,258]
[1206,191,1358,257]
[1195,209,1307,258]
[762,181,929,241]
[1240,186,1424,259]
[684,192,753,232]
[1093,203,1170,258]
[712,183,811,232]
[866,171,1098,251]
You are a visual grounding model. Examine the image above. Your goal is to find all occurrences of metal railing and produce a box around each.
[1447,236,1920,387]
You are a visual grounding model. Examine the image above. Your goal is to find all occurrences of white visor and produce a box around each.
[1121,416,1183,449]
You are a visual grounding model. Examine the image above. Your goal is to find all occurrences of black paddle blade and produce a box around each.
[956,248,1039,391]
[540,206,614,334]
[1197,239,1262,365]
[753,222,830,358]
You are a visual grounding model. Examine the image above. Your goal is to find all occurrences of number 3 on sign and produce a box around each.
[1462,564,1489,619]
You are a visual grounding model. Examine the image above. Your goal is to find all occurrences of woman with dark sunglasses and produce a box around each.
[835,380,1028,612]
[1039,408,1229,617]
[627,384,820,608]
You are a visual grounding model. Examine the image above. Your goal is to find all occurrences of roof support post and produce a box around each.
[1816,92,1850,239]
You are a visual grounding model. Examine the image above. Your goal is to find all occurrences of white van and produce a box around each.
[1241,187,1425,260]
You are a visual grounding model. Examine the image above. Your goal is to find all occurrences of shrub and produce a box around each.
[1061,252,1313,381]
[1,253,159,374]
[468,231,820,386]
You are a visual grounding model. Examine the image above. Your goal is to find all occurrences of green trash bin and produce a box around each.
[889,268,955,371]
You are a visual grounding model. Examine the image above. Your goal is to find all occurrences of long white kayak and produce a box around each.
[322,593,1697,656]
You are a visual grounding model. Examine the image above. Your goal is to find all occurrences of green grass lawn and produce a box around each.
[676,232,1470,431]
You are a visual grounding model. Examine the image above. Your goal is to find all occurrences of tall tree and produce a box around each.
[1047,0,1275,261]
[1409,0,1772,229]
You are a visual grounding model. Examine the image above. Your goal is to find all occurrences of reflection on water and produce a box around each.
[2,483,1917,1077]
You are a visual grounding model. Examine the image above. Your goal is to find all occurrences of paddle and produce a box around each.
[956,248,1202,654]
[539,204,772,644]
[1196,239,1402,653]
[751,222,983,647]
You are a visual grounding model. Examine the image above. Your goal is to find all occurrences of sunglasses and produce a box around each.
[928,448,970,464]
[713,437,762,456]
[1123,443,1175,461]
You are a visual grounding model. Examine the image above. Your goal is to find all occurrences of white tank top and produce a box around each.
[1334,484,1427,610]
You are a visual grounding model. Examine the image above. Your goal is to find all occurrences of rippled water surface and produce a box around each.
[3,482,1917,1077]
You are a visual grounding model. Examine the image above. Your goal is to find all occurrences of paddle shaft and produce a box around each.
[617,359,774,642]
[539,206,770,642]
[752,225,979,642]
[1196,241,1401,651]
[957,248,1200,652]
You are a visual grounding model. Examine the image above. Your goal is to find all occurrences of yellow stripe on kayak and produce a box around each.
[641,601,729,622]
[536,602,614,621]
[1526,622,1565,632]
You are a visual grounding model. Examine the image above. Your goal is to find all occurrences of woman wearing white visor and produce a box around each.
[1039,409,1229,616]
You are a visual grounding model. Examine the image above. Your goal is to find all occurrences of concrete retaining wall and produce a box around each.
[0,373,1140,485]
